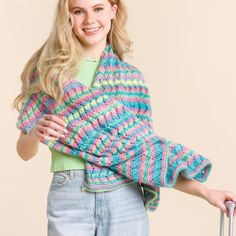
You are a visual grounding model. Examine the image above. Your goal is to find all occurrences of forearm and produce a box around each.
[173,175,210,200]
[16,132,40,161]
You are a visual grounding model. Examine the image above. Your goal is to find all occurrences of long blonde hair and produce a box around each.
[13,0,133,111]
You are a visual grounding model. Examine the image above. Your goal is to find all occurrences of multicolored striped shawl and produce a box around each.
[16,44,212,212]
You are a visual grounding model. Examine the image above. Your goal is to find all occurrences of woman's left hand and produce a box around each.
[205,188,236,217]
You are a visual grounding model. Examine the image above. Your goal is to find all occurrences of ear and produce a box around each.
[110,4,118,20]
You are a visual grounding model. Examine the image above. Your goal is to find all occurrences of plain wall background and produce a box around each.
[1,0,236,235]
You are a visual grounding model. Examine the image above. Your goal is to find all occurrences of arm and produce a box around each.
[173,175,236,216]
[173,175,209,199]
[16,131,40,161]
[16,114,68,161]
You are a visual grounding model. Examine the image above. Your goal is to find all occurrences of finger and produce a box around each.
[230,194,236,203]
[224,192,236,217]
[223,192,236,218]
[36,129,62,141]
[40,119,68,133]
[39,126,66,139]
[225,191,234,199]
[43,114,67,127]
[39,135,60,142]
[224,192,236,208]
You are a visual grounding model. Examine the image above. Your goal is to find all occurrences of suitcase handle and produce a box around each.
[220,200,236,236]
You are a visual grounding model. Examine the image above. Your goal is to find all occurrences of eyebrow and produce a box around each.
[71,4,106,11]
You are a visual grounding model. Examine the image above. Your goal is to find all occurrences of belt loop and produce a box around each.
[69,170,73,180]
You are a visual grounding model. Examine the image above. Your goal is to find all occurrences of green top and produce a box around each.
[49,58,101,172]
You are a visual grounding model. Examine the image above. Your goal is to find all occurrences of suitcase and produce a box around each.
[220,200,236,236]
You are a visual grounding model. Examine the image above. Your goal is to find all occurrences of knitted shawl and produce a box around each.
[16,44,212,212]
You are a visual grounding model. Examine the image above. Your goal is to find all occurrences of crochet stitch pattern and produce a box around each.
[16,44,212,212]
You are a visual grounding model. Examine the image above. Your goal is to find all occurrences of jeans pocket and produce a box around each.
[53,172,68,184]
[49,172,68,191]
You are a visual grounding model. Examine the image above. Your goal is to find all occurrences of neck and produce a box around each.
[82,41,107,60]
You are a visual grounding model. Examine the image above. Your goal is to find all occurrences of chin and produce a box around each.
[82,38,107,48]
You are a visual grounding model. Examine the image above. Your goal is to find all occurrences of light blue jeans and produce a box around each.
[47,169,150,236]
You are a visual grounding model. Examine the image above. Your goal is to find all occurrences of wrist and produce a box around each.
[199,185,211,201]
[27,129,40,142]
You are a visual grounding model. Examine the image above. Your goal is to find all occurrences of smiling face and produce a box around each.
[70,0,117,52]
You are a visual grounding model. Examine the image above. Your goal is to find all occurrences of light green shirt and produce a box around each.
[49,58,101,172]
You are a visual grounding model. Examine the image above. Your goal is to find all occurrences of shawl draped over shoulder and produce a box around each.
[16,44,212,212]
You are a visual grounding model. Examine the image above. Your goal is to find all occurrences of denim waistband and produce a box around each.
[54,169,86,179]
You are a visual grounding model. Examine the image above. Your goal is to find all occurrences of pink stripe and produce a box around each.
[138,143,146,182]
[146,141,156,185]
[160,138,168,186]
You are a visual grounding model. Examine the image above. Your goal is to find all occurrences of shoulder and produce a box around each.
[118,60,147,84]
[117,60,151,97]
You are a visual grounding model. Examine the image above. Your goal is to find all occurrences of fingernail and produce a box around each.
[64,129,69,133]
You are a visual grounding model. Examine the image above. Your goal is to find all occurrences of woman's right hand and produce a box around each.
[28,114,68,142]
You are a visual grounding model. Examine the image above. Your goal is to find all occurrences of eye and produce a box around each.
[74,9,84,15]
[94,7,104,12]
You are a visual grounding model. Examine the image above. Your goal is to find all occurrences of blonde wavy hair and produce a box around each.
[13,0,133,111]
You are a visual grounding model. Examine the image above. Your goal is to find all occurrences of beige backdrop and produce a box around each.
[1,0,236,235]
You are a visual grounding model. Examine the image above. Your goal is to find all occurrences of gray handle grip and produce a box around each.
[220,200,235,236]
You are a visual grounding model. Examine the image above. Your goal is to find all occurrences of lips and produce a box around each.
[83,27,101,33]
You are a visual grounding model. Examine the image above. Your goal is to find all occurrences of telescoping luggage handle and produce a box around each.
[220,200,236,236]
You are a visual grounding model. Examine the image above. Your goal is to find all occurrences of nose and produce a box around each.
[84,11,96,24]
